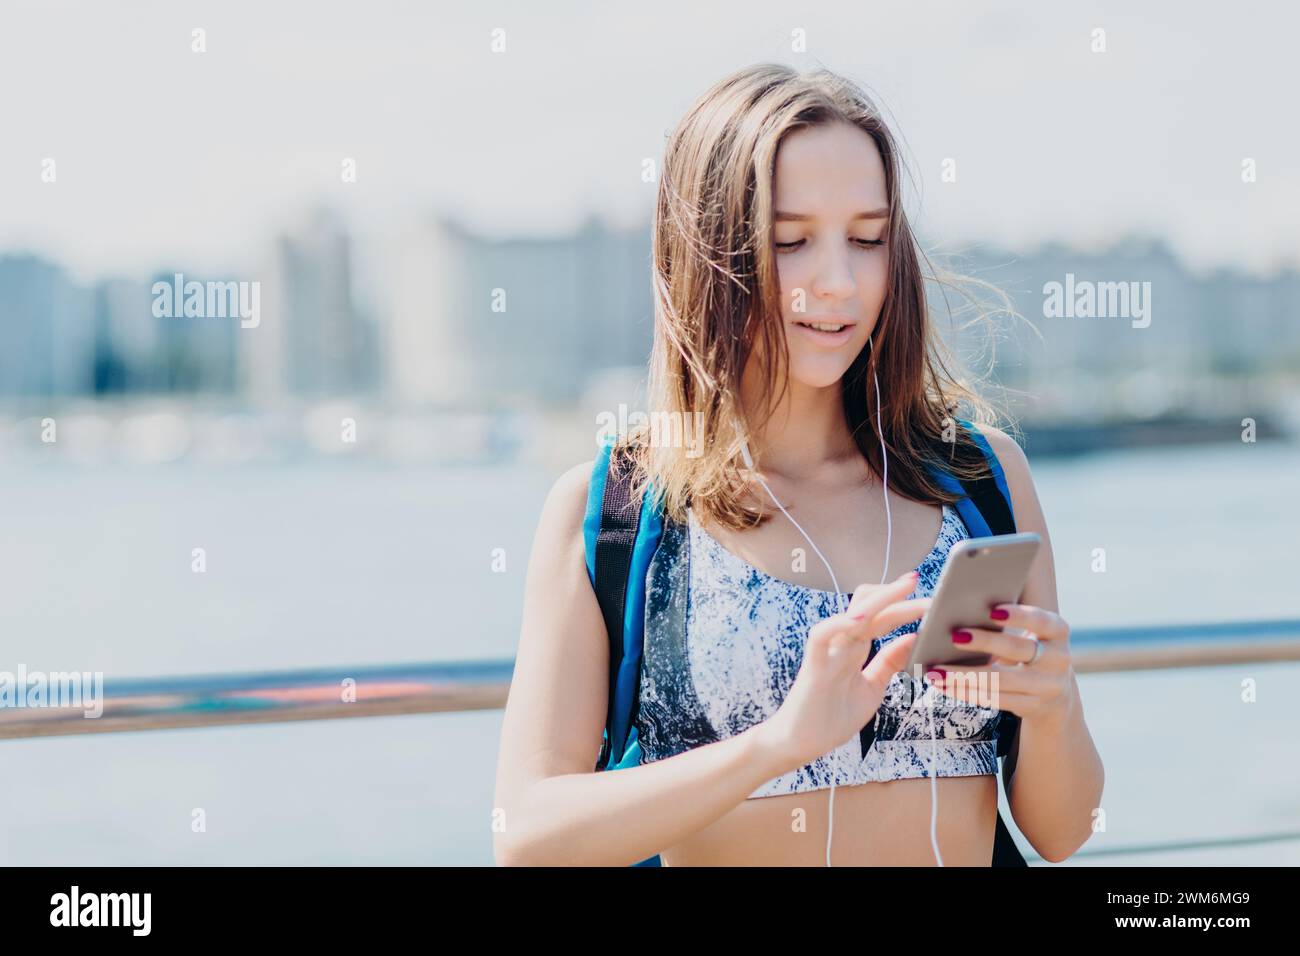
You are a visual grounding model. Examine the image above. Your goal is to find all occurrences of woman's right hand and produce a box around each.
[756,571,931,773]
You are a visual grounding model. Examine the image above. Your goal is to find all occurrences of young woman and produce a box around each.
[493,63,1104,866]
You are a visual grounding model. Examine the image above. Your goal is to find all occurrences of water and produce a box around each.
[1,440,1298,864]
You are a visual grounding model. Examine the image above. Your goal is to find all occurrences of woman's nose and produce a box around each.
[810,249,857,300]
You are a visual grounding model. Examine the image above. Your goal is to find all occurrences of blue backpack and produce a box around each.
[582,418,1027,867]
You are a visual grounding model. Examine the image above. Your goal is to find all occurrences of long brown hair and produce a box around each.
[617,63,1021,530]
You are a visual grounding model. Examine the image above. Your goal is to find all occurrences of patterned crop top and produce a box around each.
[633,503,1009,799]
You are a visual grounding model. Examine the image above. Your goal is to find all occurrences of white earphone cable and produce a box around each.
[737,333,941,866]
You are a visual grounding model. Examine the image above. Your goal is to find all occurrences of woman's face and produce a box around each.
[765,120,890,390]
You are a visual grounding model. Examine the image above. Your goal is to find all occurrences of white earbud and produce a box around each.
[738,429,755,469]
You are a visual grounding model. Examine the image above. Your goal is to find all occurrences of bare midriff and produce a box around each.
[659,773,999,866]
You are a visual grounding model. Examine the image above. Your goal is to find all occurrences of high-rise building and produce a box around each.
[0,254,94,396]
[242,206,374,403]
[387,214,653,407]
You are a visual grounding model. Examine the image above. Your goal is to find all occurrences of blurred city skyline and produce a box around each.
[2,205,1298,426]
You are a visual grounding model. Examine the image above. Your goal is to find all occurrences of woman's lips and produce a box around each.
[792,319,857,346]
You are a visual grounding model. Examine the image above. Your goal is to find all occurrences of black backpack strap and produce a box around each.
[955,464,1015,536]
[591,441,642,771]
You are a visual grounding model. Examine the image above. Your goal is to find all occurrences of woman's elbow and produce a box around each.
[491,803,563,867]
[492,800,540,866]
[493,815,547,866]
[493,832,530,867]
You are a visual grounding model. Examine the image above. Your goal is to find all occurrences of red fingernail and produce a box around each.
[851,611,866,620]
[951,629,972,643]
[927,668,946,681]
[990,608,1009,620]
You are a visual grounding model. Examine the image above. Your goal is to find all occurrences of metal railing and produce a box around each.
[3,618,1297,741]
[4,617,1298,863]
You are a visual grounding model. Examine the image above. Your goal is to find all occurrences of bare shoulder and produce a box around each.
[971,423,1026,477]
[534,458,596,566]
[971,423,1033,505]
[550,458,595,523]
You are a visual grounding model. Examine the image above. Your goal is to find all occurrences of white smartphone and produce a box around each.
[904,532,1042,673]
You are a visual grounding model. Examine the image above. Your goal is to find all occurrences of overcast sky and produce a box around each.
[1,0,1295,286]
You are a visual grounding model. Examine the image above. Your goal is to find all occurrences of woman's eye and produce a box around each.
[774,238,885,252]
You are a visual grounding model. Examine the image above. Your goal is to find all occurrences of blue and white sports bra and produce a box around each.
[634,503,1005,799]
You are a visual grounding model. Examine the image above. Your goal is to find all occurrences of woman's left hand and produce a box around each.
[924,603,1075,725]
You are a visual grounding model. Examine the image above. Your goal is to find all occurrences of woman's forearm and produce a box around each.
[497,722,795,866]
[1006,675,1105,863]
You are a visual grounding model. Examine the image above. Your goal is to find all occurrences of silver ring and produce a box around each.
[1026,639,1042,665]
